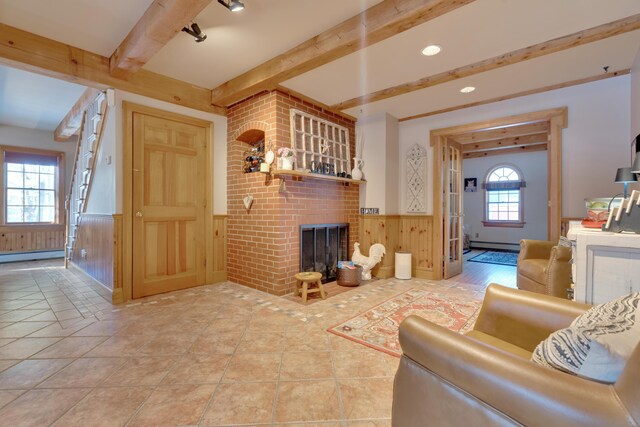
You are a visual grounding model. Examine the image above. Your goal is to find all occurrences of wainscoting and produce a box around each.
[359,215,434,279]
[70,214,116,296]
[0,225,65,253]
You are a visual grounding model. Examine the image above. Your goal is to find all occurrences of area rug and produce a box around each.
[468,250,518,266]
[327,288,482,357]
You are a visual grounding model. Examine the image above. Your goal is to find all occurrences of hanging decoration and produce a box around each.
[406,144,427,213]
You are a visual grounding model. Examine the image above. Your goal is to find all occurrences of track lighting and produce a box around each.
[182,22,207,43]
[218,0,245,12]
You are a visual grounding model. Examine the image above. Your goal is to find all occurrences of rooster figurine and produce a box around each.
[352,242,386,280]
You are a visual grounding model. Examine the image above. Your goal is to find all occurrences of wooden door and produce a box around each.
[443,138,463,279]
[132,112,207,298]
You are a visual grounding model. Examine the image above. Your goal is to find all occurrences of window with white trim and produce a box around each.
[483,165,526,227]
[289,109,351,174]
[2,147,63,224]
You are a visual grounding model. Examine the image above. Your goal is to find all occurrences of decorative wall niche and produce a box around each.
[406,144,427,213]
[236,129,265,173]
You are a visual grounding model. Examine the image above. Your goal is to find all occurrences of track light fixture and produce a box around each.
[182,22,207,42]
[218,0,245,12]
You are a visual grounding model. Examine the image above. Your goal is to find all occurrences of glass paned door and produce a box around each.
[444,139,463,278]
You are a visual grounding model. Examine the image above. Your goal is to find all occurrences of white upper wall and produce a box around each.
[632,47,640,138]
[399,75,632,218]
[0,125,77,194]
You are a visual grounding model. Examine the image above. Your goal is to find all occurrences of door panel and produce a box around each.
[444,139,463,279]
[132,113,206,298]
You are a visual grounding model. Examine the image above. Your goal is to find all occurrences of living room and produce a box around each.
[0,1,639,425]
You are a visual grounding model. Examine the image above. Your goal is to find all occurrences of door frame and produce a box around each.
[122,102,213,302]
[430,107,567,280]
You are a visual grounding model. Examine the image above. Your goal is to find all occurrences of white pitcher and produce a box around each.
[351,158,363,180]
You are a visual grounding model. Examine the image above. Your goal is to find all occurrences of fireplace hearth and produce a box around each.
[300,224,349,283]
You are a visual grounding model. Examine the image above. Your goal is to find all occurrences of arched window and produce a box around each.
[483,165,526,227]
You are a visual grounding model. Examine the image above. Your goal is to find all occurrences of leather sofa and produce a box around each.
[392,284,640,427]
[517,239,572,298]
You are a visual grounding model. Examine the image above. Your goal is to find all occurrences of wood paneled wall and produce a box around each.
[71,214,115,292]
[0,225,65,253]
[212,215,227,283]
[359,215,434,279]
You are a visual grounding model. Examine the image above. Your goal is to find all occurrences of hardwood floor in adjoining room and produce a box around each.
[453,250,518,289]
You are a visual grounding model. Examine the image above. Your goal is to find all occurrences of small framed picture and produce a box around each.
[464,178,477,192]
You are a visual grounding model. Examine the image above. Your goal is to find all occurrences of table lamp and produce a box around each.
[615,167,637,199]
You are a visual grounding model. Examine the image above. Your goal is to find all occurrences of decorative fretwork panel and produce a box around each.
[406,144,428,213]
[289,109,350,174]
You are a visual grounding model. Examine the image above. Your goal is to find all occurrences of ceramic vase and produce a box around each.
[351,157,363,180]
[281,156,294,170]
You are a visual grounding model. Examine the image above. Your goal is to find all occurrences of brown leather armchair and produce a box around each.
[517,239,572,298]
[393,284,640,427]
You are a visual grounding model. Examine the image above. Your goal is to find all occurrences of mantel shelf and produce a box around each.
[271,169,365,184]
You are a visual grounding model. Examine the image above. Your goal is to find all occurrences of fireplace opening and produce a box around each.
[300,223,349,283]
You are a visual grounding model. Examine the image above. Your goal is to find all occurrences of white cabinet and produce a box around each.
[568,223,640,304]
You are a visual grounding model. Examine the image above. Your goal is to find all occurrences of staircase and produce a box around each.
[65,92,108,266]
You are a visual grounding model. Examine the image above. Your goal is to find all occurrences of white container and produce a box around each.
[395,252,412,279]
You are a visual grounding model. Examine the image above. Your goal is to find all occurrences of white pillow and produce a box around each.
[532,292,640,383]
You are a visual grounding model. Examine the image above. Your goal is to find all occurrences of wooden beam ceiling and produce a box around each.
[462,143,547,159]
[0,23,226,116]
[399,69,630,122]
[453,122,549,144]
[333,14,640,110]
[54,87,102,142]
[210,0,475,107]
[110,0,212,79]
[461,133,548,152]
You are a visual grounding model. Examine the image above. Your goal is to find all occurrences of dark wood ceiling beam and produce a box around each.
[333,14,640,110]
[211,0,476,106]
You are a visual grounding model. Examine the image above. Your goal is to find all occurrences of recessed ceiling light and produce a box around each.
[460,86,476,93]
[421,45,442,56]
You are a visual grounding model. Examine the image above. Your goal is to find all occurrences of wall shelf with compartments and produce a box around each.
[271,169,365,184]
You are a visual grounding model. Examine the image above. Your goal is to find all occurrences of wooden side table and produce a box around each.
[295,272,325,303]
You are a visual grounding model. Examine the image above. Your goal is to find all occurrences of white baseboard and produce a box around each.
[0,251,65,264]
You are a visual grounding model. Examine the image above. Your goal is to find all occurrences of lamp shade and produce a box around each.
[615,167,637,183]
[632,155,640,174]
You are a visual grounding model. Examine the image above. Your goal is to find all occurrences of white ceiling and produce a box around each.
[0,0,639,123]
[144,0,382,88]
[0,64,87,131]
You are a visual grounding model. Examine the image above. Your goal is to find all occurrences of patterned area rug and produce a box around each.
[468,250,519,266]
[327,288,482,357]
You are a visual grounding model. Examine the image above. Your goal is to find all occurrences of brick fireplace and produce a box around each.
[227,90,359,296]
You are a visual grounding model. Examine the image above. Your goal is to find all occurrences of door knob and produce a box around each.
[135,211,143,218]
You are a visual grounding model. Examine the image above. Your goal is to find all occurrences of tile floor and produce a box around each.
[0,259,496,426]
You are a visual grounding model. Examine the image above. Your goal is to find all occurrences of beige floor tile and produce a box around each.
[274,380,341,423]
[330,335,371,351]
[222,352,281,383]
[24,311,58,322]
[189,332,243,354]
[0,310,47,323]
[0,388,90,427]
[71,320,128,336]
[0,359,19,373]
[236,331,284,353]
[31,336,107,358]
[0,338,15,348]
[347,420,392,426]
[332,351,399,378]
[339,378,394,420]
[0,322,54,338]
[136,333,199,356]
[201,382,276,425]
[37,358,126,388]
[280,351,334,380]
[0,337,60,359]
[102,357,177,386]
[85,335,151,357]
[51,386,154,427]
[162,353,230,385]
[27,319,96,338]
[0,358,72,389]
[284,328,332,352]
[0,389,24,410]
[127,384,217,427]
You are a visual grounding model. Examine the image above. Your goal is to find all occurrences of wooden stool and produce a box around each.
[295,272,326,303]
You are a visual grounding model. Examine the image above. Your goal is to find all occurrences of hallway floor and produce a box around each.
[0,259,494,426]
